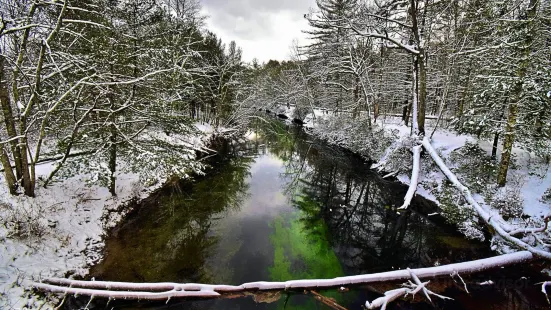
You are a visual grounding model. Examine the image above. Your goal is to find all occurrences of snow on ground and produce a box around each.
[379,116,551,219]
[0,124,213,309]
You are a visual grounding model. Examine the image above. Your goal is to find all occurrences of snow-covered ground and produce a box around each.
[0,123,215,309]
[379,117,551,220]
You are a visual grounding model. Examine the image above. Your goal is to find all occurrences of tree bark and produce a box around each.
[109,124,117,196]
[497,0,539,187]
[417,54,427,136]
[409,0,426,136]
[0,52,23,183]
[0,145,17,194]
[18,128,34,197]
[491,132,500,161]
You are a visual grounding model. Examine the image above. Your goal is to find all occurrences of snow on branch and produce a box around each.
[62,19,110,29]
[32,251,533,301]
[366,268,453,309]
[398,145,422,210]
[349,25,420,55]
[421,137,551,260]
[542,282,551,304]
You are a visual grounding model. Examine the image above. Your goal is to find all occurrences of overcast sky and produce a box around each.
[200,0,317,63]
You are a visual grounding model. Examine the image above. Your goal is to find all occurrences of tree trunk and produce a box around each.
[405,100,412,126]
[491,132,500,161]
[497,102,518,186]
[417,55,427,136]
[353,76,360,118]
[17,135,34,197]
[0,145,17,194]
[109,124,117,196]
[401,100,409,124]
[0,52,24,184]
[32,251,535,300]
[409,0,426,136]
[497,0,539,187]
[491,104,507,161]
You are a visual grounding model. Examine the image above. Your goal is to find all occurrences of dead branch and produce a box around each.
[309,290,348,310]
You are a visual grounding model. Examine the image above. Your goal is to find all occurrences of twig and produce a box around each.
[309,290,348,310]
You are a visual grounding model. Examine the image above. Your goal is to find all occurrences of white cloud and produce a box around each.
[200,0,315,63]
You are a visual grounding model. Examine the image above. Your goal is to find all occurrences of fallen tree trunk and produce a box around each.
[421,137,551,260]
[398,145,422,210]
[33,251,533,300]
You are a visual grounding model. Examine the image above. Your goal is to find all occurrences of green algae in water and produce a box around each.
[269,196,352,309]
[270,213,343,280]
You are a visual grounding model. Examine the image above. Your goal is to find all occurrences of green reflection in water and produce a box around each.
[269,195,353,309]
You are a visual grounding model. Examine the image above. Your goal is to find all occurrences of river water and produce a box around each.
[81,121,547,309]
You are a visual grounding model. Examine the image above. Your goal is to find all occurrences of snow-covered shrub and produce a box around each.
[458,221,485,241]
[490,174,525,220]
[54,132,205,189]
[293,105,310,120]
[312,114,397,160]
[541,187,551,203]
[450,142,498,193]
[0,202,48,239]
[436,183,485,241]
[381,135,418,174]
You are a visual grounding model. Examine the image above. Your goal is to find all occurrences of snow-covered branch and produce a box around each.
[366,268,453,309]
[349,25,420,55]
[542,282,551,304]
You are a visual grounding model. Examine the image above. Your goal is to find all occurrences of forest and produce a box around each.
[1,0,550,309]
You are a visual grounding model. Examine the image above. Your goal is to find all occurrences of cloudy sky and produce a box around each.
[200,0,317,63]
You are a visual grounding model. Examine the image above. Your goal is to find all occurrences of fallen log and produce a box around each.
[33,251,533,300]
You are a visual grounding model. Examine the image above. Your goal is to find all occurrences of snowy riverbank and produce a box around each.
[0,124,215,309]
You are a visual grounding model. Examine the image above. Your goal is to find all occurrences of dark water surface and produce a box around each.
[81,121,548,309]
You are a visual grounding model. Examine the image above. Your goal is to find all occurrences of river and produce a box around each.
[75,120,547,309]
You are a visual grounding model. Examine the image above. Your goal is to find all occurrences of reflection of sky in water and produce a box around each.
[204,148,350,309]
[206,152,293,286]
[242,154,289,216]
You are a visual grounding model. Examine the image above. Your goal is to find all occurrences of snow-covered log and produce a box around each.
[542,282,551,304]
[398,145,422,210]
[421,137,551,260]
[33,251,533,300]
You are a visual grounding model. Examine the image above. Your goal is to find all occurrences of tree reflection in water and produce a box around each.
[255,120,491,276]
[90,151,254,284]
